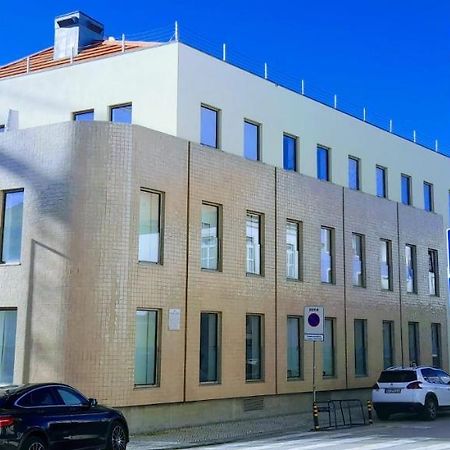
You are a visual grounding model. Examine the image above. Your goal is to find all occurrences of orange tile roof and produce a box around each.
[0,39,156,80]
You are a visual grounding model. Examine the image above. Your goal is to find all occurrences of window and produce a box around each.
[380,239,392,290]
[352,233,365,287]
[246,212,263,275]
[286,221,300,280]
[317,146,330,181]
[201,203,220,271]
[320,227,334,283]
[323,318,336,377]
[110,103,132,124]
[0,125,5,133]
[1,190,24,264]
[18,387,60,407]
[200,105,219,148]
[405,244,417,294]
[134,310,159,386]
[246,314,263,381]
[348,157,360,190]
[423,182,434,212]
[431,323,441,368]
[0,309,17,385]
[354,319,368,376]
[73,110,94,121]
[200,312,220,383]
[382,321,394,369]
[283,134,297,171]
[138,190,162,264]
[401,174,412,206]
[428,249,439,296]
[408,322,420,366]
[287,316,302,379]
[376,166,387,198]
[57,387,88,406]
[244,120,260,161]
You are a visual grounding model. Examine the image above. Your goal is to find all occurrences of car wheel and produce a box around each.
[421,396,438,421]
[375,409,390,421]
[107,421,127,450]
[21,436,47,450]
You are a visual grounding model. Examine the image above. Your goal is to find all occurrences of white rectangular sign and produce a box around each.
[168,308,181,331]
[304,306,324,336]
[304,334,325,342]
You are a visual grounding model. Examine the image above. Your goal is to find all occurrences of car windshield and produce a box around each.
[378,370,417,383]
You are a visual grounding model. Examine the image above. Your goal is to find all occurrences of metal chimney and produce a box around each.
[53,12,104,60]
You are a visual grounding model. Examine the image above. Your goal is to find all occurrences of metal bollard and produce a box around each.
[313,402,320,431]
[367,400,373,425]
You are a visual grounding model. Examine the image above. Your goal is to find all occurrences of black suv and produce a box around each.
[0,383,128,450]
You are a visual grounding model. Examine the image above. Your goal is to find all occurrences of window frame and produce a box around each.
[431,323,442,369]
[201,202,222,272]
[0,308,17,385]
[408,321,420,366]
[428,248,439,296]
[283,133,297,171]
[200,104,220,149]
[109,102,132,124]
[351,233,365,287]
[323,317,336,378]
[243,119,261,161]
[423,181,434,212]
[376,165,388,198]
[286,220,302,281]
[0,125,6,132]
[405,244,417,294]
[354,319,368,377]
[245,314,264,382]
[401,173,412,206]
[380,239,393,291]
[72,109,94,121]
[382,320,395,369]
[320,226,335,284]
[199,311,221,384]
[317,145,331,182]
[246,211,264,277]
[348,156,361,191]
[0,189,24,264]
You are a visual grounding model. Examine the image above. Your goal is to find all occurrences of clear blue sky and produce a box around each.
[1,0,450,157]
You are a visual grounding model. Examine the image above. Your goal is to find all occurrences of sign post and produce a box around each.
[304,306,324,403]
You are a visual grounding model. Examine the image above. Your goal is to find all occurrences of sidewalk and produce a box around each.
[128,411,313,449]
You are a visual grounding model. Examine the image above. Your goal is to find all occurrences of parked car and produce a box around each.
[372,366,450,421]
[0,382,129,449]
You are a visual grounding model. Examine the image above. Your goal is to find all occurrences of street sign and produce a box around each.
[304,334,324,342]
[304,306,324,340]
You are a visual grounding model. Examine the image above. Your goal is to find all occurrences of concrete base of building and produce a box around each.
[120,388,372,434]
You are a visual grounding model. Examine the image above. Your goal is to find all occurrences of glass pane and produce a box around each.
[405,245,415,293]
[352,234,363,286]
[201,106,218,148]
[244,121,259,161]
[246,315,262,380]
[431,323,441,368]
[287,317,300,378]
[283,135,296,171]
[321,228,332,283]
[376,167,386,198]
[73,110,94,121]
[428,250,438,296]
[0,310,17,385]
[383,321,394,369]
[323,318,335,376]
[139,191,160,263]
[401,175,411,205]
[246,214,261,274]
[424,183,433,212]
[0,125,5,133]
[134,310,158,385]
[317,147,329,181]
[200,313,218,382]
[2,191,24,263]
[201,205,219,270]
[286,222,299,279]
[111,104,132,124]
[380,240,391,290]
[348,158,359,190]
[354,320,367,376]
[408,322,420,366]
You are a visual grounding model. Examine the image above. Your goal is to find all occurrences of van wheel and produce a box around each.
[421,396,438,421]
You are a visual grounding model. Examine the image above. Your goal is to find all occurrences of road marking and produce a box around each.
[418,444,450,450]
[293,436,375,449]
[355,439,416,449]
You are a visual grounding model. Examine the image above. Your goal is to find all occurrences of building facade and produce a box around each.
[0,12,449,431]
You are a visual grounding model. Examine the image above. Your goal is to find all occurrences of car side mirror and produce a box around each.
[88,398,98,407]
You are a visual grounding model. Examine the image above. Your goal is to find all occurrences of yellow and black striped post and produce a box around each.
[313,402,320,431]
[367,400,373,425]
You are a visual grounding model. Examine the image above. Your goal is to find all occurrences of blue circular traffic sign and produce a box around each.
[308,313,320,327]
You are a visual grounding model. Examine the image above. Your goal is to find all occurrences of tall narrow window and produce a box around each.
[286,221,300,280]
[405,244,417,294]
[110,103,132,123]
[0,309,17,385]
[138,190,162,264]
[354,319,368,376]
[134,310,159,386]
[244,120,260,161]
[246,315,263,381]
[352,233,364,287]
[380,239,392,290]
[200,312,220,383]
[431,323,441,368]
[401,174,412,206]
[408,322,420,366]
[201,203,220,270]
[348,157,360,191]
[0,125,5,133]
[246,212,262,275]
[200,105,219,148]
[382,321,394,369]
[428,249,439,296]
[1,190,24,264]
[283,134,297,171]
[287,316,302,379]
[323,318,335,377]
[73,110,94,121]
[321,227,334,283]
[376,166,387,198]
[423,182,434,212]
[317,146,330,181]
